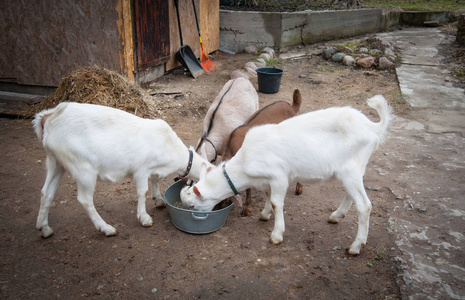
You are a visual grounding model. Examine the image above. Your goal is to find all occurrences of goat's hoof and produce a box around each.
[328,213,344,224]
[347,242,365,255]
[259,212,271,221]
[139,214,153,227]
[241,208,252,217]
[102,225,118,236]
[40,226,54,238]
[270,238,283,245]
[270,233,283,245]
[154,198,166,208]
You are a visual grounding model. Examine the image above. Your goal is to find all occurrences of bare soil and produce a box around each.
[0,40,409,299]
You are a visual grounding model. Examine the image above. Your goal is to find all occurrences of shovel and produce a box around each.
[174,0,204,78]
[191,0,216,72]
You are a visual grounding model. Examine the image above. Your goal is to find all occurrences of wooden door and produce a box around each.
[133,0,170,70]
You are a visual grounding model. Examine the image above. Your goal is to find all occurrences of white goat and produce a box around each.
[181,95,391,255]
[196,77,259,162]
[33,102,212,238]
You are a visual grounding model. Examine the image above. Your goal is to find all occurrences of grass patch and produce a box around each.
[317,62,343,72]
[363,0,465,12]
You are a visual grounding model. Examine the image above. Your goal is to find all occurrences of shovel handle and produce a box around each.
[173,0,184,46]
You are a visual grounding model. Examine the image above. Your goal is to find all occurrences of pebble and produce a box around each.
[244,45,257,54]
[255,58,267,65]
[244,62,257,70]
[230,70,249,80]
[244,67,257,75]
[262,47,275,59]
[378,56,394,70]
[342,55,355,66]
[322,46,337,60]
[370,49,383,56]
[259,53,272,61]
[356,56,375,68]
[359,47,369,53]
[331,52,346,62]
[384,48,395,57]
[254,61,266,68]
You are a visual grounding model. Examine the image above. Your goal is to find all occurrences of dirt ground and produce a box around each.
[0,37,413,299]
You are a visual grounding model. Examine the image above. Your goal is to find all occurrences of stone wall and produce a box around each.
[220,9,398,53]
[219,9,455,53]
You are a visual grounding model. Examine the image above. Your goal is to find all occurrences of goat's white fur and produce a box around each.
[196,77,258,162]
[33,102,212,238]
[181,95,391,255]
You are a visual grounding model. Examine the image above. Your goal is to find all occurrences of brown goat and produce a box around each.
[220,89,303,216]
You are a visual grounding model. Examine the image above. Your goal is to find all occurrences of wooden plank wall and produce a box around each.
[0,0,219,87]
[0,0,121,87]
[165,0,219,72]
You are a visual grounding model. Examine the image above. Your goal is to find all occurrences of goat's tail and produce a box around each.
[292,89,302,114]
[32,103,67,141]
[366,95,392,143]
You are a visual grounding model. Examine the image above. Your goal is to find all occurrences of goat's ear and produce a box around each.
[207,167,212,173]
[193,186,202,198]
[231,195,243,208]
[199,162,207,180]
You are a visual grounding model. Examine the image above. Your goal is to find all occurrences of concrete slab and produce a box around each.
[396,64,465,109]
[375,28,465,299]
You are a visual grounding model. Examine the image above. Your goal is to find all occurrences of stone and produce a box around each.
[356,56,375,68]
[384,48,395,57]
[342,46,354,53]
[331,52,346,62]
[259,53,272,61]
[254,61,266,68]
[378,57,394,70]
[359,47,369,53]
[342,55,355,66]
[255,58,266,65]
[370,49,382,56]
[244,62,257,70]
[262,47,275,59]
[322,47,336,60]
[387,55,396,62]
[230,70,249,80]
[244,45,257,54]
[244,67,257,75]
[380,39,392,49]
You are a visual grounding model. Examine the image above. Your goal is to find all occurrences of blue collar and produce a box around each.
[222,164,239,195]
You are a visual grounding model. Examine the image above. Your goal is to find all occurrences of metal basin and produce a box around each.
[164,180,234,234]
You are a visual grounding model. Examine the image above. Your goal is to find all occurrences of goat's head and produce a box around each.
[180,163,242,211]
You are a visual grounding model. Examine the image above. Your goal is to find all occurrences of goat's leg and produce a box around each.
[328,193,353,223]
[269,185,287,245]
[135,175,153,227]
[259,190,273,221]
[36,156,65,238]
[295,182,303,195]
[150,176,165,208]
[343,177,372,255]
[241,188,253,216]
[76,177,117,236]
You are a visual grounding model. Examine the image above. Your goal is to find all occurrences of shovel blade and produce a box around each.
[200,53,217,73]
[176,45,204,78]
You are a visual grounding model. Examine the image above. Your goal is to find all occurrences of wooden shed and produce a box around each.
[0,0,219,88]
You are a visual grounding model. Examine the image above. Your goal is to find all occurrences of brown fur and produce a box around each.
[220,89,303,216]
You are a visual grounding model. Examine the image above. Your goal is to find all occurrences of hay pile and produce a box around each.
[30,66,156,118]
